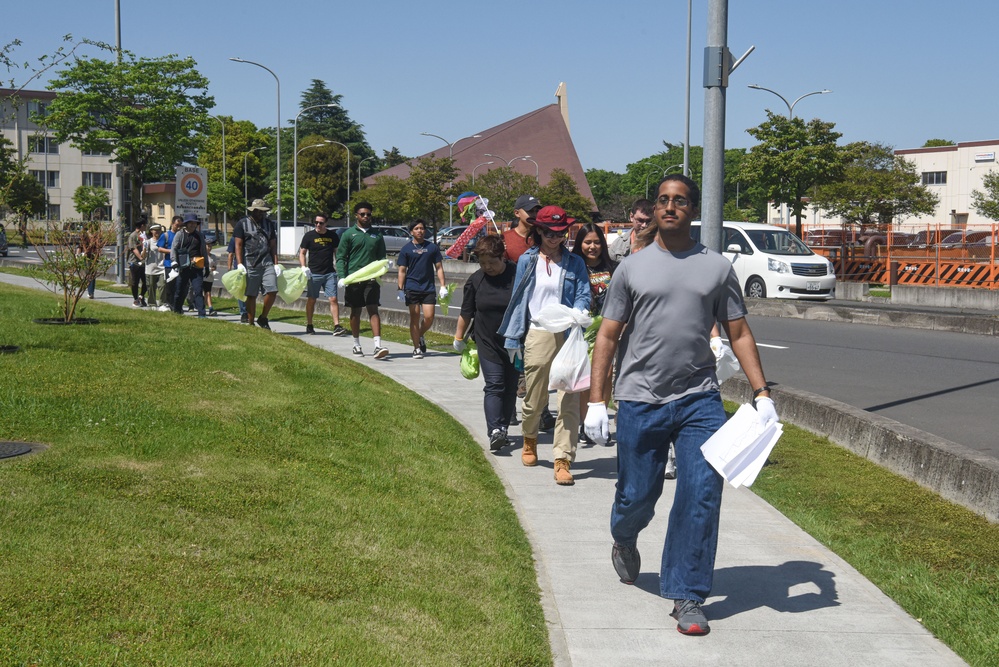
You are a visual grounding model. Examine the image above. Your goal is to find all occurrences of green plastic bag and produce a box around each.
[277,266,309,305]
[460,340,479,380]
[438,282,458,316]
[221,268,247,301]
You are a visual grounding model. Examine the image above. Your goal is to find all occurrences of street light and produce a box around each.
[209,115,226,238]
[511,156,539,181]
[358,156,376,193]
[643,162,684,198]
[230,58,281,227]
[472,161,494,184]
[243,146,265,208]
[747,84,832,118]
[420,132,482,228]
[295,140,333,219]
[484,152,507,165]
[325,140,351,212]
[294,103,339,227]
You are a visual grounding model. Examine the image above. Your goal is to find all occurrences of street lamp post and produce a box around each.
[483,152,507,166]
[325,140,351,213]
[511,156,539,181]
[294,103,339,228]
[357,156,376,195]
[472,161,494,184]
[230,58,281,228]
[209,115,226,239]
[747,84,832,118]
[295,141,333,219]
[243,146,265,208]
[420,132,481,228]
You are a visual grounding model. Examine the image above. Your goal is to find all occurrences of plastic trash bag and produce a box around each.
[438,282,457,316]
[534,304,593,393]
[276,266,308,305]
[221,268,247,301]
[343,259,389,285]
[460,340,479,380]
[715,343,742,384]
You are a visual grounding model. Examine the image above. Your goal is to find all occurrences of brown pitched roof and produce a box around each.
[365,104,595,209]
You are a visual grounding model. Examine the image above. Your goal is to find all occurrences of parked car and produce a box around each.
[690,221,836,300]
[372,226,411,254]
[202,229,218,245]
[437,225,469,254]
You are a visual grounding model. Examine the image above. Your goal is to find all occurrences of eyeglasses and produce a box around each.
[356,212,372,217]
[315,220,327,225]
[655,195,690,208]
[540,229,566,239]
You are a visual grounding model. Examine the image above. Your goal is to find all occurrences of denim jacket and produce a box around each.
[499,246,591,350]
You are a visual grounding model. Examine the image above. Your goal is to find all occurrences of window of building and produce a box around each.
[922,171,947,186]
[30,170,60,188]
[28,136,59,154]
[27,100,49,118]
[157,203,165,216]
[83,146,113,156]
[47,204,61,220]
[82,171,112,188]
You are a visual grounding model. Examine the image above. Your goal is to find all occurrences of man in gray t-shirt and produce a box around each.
[585,175,778,637]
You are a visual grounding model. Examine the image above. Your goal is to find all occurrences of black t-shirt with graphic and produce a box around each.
[300,230,339,273]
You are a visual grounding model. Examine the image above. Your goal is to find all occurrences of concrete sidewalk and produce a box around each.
[0,273,967,666]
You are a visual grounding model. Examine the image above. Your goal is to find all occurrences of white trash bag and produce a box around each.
[715,344,741,384]
[534,304,593,393]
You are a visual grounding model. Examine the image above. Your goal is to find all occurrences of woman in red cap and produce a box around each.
[499,206,591,485]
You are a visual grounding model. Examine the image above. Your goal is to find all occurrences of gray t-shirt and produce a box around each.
[602,241,747,405]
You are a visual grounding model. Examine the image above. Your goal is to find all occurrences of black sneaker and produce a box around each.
[671,599,710,636]
[488,428,508,451]
[306,324,315,334]
[139,298,148,307]
[332,324,348,337]
[412,348,424,359]
[611,543,640,584]
[352,345,364,356]
[539,408,556,432]
[419,336,427,354]
[373,346,389,360]
[579,427,595,445]
[257,316,270,330]
[240,313,248,323]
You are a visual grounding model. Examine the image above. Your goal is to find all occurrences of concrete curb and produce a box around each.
[723,377,999,522]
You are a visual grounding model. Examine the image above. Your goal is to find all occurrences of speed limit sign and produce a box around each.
[175,166,208,217]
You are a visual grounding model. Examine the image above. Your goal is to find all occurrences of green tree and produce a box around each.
[72,185,109,220]
[264,171,319,221]
[404,155,458,227]
[359,176,413,224]
[970,170,999,221]
[296,135,350,219]
[811,142,939,228]
[585,168,631,221]
[922,138,955,148]
[206,181,243,227]
[452,166,537,222]
[381,147,408,168]
[741,111,845,237]
[43,47,214,226]
[537,168,594,221]
[295,80,374,161]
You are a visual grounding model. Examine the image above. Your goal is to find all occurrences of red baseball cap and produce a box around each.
[534,206,574,232]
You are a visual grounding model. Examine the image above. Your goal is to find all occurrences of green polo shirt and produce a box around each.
[335,225,387,278]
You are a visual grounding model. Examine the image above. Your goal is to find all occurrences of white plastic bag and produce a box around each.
[534,304,593,393]
[715,344,741,383]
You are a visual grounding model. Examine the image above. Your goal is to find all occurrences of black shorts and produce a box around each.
[344,280,380,308]
[405,290,436,306]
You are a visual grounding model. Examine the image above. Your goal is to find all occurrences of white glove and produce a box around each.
[337,278,346,292]
[273,263,283,277]
[584,402,610,445]
[236,263,247,275]
[507,347,523,364]
[302,267,312,278]
[438,285,449,299]
[754,397,778,428]
[167,268,179,282]
[709,336,725,360]
[453,338,466,353]
[397,289,405,302]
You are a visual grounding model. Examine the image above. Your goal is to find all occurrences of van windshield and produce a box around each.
[745,230,813,256]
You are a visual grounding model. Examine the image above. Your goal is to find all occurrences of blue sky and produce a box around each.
[5,0,996,173]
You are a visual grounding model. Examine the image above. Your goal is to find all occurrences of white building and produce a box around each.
[1,88,121,223]
[894,140,999,230]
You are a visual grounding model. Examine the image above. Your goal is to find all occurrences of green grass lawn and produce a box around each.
[0,283,549,666]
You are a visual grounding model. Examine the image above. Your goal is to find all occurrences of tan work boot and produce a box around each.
[522,436,538,467]
[554,459,574,485]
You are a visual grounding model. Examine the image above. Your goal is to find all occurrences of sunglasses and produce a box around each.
[540,229,566,239]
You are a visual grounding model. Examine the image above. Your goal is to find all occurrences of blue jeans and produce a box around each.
[611,391,726,603]
[479,353,519,435]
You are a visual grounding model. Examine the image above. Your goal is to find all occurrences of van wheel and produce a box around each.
[746,277,767,299]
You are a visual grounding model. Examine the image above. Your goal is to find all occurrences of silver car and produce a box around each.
[372,226,412,254]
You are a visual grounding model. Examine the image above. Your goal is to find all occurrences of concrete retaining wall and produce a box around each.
[723,376,999,522]
[892,284,999,311]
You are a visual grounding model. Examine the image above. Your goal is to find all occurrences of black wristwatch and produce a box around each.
[752,383,775,405]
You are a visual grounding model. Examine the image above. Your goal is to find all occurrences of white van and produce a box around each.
[690,221,836,300]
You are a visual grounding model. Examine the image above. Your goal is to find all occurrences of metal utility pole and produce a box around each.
[114,0,126,284]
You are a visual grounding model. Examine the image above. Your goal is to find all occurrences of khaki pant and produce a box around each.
[523,328,580,462]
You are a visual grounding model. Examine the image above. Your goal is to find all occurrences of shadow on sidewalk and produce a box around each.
[703,560,840,619]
